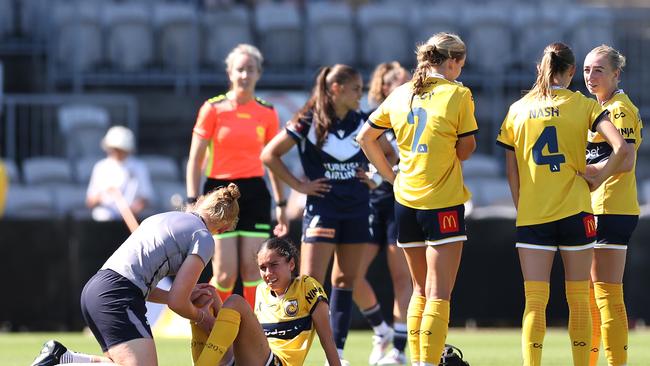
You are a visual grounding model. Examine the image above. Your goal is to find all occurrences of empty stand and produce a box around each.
[201,6,253,68]
[306,2,357,67]
[254,2,303,69]
[4,185,55,218]
[22,156,73,186]
[357,4,410,67]
[104,2,154,72]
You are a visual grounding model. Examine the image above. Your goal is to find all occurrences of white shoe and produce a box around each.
[377,348,407,365]
[369,328,394,364]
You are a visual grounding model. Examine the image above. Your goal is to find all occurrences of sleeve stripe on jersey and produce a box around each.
[496,140,515,151]
[308,296,328,316]
[458,129,479,138]
[286,126,304,141]
[368,121,389,130]
[591,110,610,132]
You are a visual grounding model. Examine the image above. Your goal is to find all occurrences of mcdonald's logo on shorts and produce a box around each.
[583,215,597,238]
[438,210,459,234]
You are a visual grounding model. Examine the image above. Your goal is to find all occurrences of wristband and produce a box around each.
[370,173,383,186]
[187,197,197,204]
[276,199,287,207]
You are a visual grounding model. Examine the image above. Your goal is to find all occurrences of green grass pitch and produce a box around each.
[3,328,650,365]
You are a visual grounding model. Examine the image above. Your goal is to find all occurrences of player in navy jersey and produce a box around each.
[261,64,374,364]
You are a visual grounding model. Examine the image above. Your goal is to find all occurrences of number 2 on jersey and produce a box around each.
[407,107,428,153]
[532,126,565,172]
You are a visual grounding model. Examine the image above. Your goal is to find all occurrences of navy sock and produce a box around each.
[330,287,354,350]
[394,322,408,352]
[361,303,385,328]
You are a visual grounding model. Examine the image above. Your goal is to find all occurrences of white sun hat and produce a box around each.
[102,125,135,153]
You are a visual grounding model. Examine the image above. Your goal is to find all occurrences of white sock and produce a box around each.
[337,348,344,359]
[60,350,96,363]
[373,320,391,336]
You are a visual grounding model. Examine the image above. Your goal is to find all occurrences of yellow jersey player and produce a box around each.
[583,44,642,366]
[496,42,631,366]
[190,238,343,366]
[357,33,477,366]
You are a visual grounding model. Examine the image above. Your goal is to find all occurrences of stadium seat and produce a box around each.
[462,154,501,179]
[22,157,73,186]
[642,179,650,206]
[305,2,357,67]
[2,159,20,184]
[0,0,14,38]
[51,1,103,72]
[140,155,180,183]
[4,185,55,218]
[201,6,253,68]
[568,6,616,63]
[254,2,303,69]
[153,2,199,72]
[462,4,514,74]
[103,2,154,72]
[357,4,410,68]
[410,5,460,46]
[74,156,101,185]
[19,0,49,40]
[58,104,110,159]
[514,4,569,71]
[155,181,186,212]
[51,184,90,218]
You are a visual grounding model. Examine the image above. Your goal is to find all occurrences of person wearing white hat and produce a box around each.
[86,126,154,222]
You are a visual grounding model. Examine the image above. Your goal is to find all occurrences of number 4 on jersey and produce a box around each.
[533,126,566,173]
[532,126,565,172]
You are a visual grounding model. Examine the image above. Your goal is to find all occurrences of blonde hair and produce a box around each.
[189,183,241,229]
[225,44,263,73]
[368,61,410,106]
[411,33,466,97]
[527,42,575,100]
[587,44,626,72]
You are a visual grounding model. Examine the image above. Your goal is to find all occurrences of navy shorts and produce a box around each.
[395,202,467,248]
[594,214,639,249]
[516,212,597,251]
[369,201,397,246]
[204,177,271,238]
[301,212,371,244]
[80,269,152,352]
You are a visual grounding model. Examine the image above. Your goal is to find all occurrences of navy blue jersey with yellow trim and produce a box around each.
[286,110,370,218]
[255,275,328,366]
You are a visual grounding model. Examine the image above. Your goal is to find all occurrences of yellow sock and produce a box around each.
[190,321,208,363]
[407,295,426,364]
[594,282,628,366]
[522,281,549,366]
[195,308,241,366]
[420,299,450,365]
[589,284,601,366]
[566,280,592,366]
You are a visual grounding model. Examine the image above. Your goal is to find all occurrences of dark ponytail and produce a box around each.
[527,42,575,100]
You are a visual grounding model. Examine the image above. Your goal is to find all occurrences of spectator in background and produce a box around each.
[357,33,477,366]
[496,42,629,366]
[583,45,642,366]
[358,61,412,366]
[86,126,154,222]
[186,44,287,309]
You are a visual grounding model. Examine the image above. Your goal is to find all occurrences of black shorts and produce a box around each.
[594,214,639,249]
[369,200,397,246]
[516,212,597,251]
[395,202,467,248]
[301,212,370,244]
[80,269,152,352]
[204,177,271,238]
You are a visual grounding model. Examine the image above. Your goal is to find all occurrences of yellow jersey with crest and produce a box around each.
[255,275,327,366]
[496,89,606,226]
[587,91,643,215]
[368,76,478,209]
